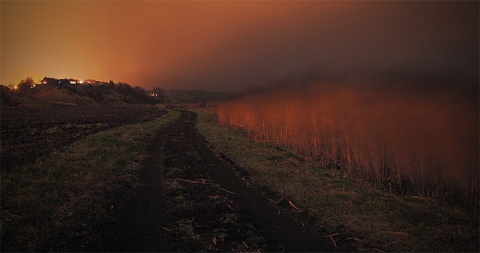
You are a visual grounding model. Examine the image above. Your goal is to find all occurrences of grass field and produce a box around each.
[194,109,479,252]
[0,110,181,251]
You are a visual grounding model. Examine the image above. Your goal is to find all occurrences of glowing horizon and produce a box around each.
[2,1,478,91]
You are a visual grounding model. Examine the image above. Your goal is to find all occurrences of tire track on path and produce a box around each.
[96,111,186,252]
[99,110,328,251]
[120,111,188,251]
[184,110,329,252]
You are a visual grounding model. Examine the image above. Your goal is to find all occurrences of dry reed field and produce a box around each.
[216,81,479,207]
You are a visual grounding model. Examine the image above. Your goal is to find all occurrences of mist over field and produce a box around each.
[217,78,479,203]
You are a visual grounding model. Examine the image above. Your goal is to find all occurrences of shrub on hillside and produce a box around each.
[0,85,19,106]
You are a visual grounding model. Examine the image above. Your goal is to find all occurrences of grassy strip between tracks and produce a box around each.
[194,109,479,252]
[1,109,181,252]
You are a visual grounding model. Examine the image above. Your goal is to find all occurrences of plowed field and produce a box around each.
[1,105,166,170]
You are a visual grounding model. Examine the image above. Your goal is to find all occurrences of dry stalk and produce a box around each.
[274,195,287,206]
[288,200,302,212]
[184,180,209,185]
[218,187,236,195]
[327,233,341,237]
[344,237,363,242]
[327,235,337,248]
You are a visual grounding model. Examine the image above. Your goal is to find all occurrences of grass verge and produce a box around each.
[194,109,479,252]
[1,109,181,251]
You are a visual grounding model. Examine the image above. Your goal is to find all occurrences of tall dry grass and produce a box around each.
[216,81,479,206]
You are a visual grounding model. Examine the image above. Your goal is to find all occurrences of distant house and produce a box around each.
[41,76,57,85]
[68,78,79,84]
[40,76,112,86]
[41,76,79,85]
[84,79,110,85]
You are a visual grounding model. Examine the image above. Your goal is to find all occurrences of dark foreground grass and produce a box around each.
[194,110,479,252]
[1,110,181,251]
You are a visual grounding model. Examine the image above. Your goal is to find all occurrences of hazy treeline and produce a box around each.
[1,77,164,106]
[217,80,479,206]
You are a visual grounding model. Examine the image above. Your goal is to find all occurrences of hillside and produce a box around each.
[1,81,229,107]
[1,84,142,107]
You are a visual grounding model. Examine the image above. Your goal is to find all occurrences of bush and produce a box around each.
[0,85,19,106]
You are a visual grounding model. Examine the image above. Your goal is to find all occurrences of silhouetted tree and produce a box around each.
[153,87,166,103]
[17,77,35,95]
[116,82,132,96]
[131,86,149,102]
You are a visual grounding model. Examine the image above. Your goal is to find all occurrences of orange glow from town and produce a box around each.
[1,2,477,91]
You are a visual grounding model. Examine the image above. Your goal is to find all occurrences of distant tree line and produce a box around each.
[1,77,166,106]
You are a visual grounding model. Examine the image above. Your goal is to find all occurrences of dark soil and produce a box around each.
[0,105,166,170]
[98,110,330,252]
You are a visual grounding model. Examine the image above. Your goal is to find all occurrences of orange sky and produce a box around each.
[1,1,478,91]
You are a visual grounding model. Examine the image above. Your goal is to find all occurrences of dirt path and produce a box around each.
[99,110,329,252]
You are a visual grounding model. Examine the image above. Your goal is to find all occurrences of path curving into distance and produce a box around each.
[97,110,329,252]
